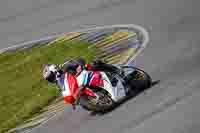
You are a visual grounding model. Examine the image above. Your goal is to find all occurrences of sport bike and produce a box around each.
[73,64,152,113]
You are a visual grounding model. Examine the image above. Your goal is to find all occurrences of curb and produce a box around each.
[0,24,149,58]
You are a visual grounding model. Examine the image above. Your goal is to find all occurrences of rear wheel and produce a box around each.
[79,89,115,112]
[122,66,152,92]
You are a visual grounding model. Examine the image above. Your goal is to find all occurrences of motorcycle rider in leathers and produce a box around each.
[42,58,124,110]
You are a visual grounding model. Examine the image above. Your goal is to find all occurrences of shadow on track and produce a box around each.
[89,80,161,116]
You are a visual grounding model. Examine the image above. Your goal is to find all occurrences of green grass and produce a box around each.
[0,40,98,133]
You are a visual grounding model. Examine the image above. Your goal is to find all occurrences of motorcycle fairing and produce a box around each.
[76,70,104,88]
[62,70,126,103]
[82,88,96,97]
[77,70,127,102]
[100,72,126,102]
[83,70,127,101]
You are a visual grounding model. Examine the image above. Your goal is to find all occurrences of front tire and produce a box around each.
[79,89,115,112]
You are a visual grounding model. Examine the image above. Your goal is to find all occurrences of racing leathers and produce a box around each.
[55,61,104,106]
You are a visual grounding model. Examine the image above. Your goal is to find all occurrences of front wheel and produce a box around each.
[79,89,115,112]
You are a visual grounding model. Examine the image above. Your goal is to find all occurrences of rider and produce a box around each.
[42,58,122,109]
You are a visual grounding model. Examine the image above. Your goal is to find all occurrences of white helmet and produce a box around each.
[42,64,59,83]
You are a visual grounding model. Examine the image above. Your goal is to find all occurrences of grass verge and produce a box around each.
[0,39,98,133]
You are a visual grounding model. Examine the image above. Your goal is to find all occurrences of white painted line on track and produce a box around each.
[21,111,66,133]
[0,35,59,54]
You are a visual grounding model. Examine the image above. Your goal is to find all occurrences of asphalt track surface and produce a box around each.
[1,0,200,133]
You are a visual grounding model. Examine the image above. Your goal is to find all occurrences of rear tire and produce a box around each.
[123,66,152,92]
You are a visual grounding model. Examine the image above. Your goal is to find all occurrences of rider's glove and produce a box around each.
[72,103,77,110]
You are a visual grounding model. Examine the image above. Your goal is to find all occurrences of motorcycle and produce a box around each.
[72,64,152,113]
